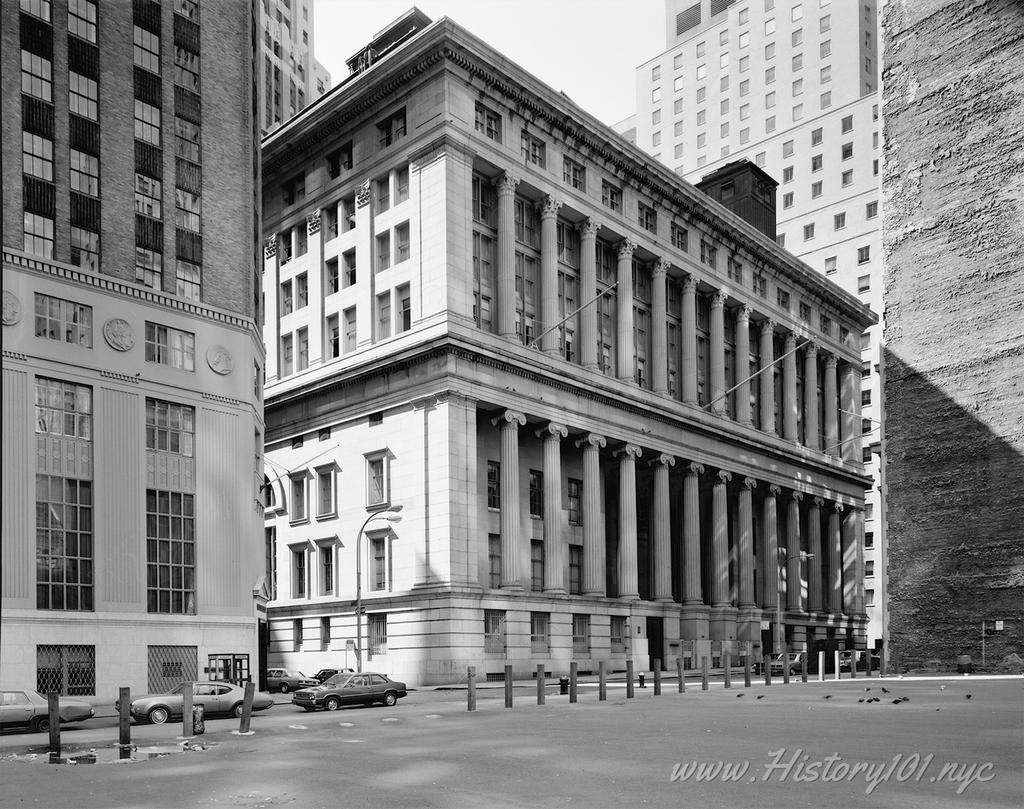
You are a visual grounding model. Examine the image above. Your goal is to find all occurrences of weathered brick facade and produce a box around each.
[882,0,1024,667]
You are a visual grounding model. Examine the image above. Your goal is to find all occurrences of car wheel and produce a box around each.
[279,683,290,694]
[148,707,169,725]
[232,703,245,718]
[324,696,341,712]
[30,715,50,733]
[383,691,398,707]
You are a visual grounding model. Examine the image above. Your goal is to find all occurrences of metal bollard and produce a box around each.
[599,661,607,701]
[677,656,685,693]
[744,644,752,688]
[851,651,858,679]
[701,656,709,691]
[834,650,841,681]
[569,661,578,704]
[653,660,661,695]
[118,687,131,747]
[626,660,634,699]
[182,685,194,738]
[536,665,545,706]
[505,664,513,708]
[782,643,791,685]
[724,653,732,689]
[467,666,477,712]
[801,653,808,683]
[238,682,255,734]
[765,656,772,686]
[879,646,886,678]
[46,692,60,752]
[818,650,825,682]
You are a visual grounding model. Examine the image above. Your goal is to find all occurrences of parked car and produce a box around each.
[116,681,274,725]
[265,669,318,693]
[0,690,95,733]
[311,667,354,683]
[291,672,407,712]
[770,653,803,675]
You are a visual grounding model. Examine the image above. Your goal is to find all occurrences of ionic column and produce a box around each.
[681,276,698,404]
[807,497,823,612]
[579,218,600,370]
[539,196,562,354]
[615,240,637,381]
[651,454,675,602]
[783,333,798,441]
[738,477,756,608]
[577,433,607,596]
[539,422,568,593]
[709,290,727,415]
[824,355,839,456]
[761,485,780,611]
[759,319,776,434]
[493,410,526,588]
[786,491,803,612]
[651,259,668,395]
[735,305,752,425]
[616,444,642,599]
[495,173,520,340]
[828,502,843,613]
[681,462,704,605]
[711,470,732,605]
[804,341,819,450]
[840,362,861,463]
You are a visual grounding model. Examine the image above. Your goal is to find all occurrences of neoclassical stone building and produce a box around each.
[261,11,875,685]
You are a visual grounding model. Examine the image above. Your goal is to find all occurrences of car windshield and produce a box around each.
[169,683,192,695]
[323,674,353,687]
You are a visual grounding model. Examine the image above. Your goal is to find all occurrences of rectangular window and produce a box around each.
[395,222,410,263]
[370,537,386,590]
[487,461,500,509]
[317,468,334,517]
[638,201,657,233]
[375,175,390,212]
[376,232,391,271]
[866,201,879,219]
[530,542,544,592]
[175,260,201,301]
[326,142,352,179]
[569,546,582,594]
[145,490,196,614]
[326,314,340,359]
[825,256,837,275]
[325,257,339,295]
[610,616,626,653]
[68,0,97,42]
[858,246,871,264]
[133,25,161,74]
[803,223,815,241]
[22,132,54,181]
[175,188,201,232]
[343,307,357,353]
[488,534,501,589]
[530,611,549,651]
[700,240,717,269]
[135,247,163,289]
[567,478,582,526]
[842,169,854,186]
[69,149,99,197]
[563,156,586,192]
[396,284,411,333]
[395,166,410,204]
[21,50,53,102]
[811,181,823,198]
[145,399,195,457]
[135,173,162,218]
[280,280,293,315]
[366,454,387,506]
[134,100,161,146]
[484,609,505,652]
[34,293,92,348]
[572,614,590,654]
[175,118,201,164]
[173,46,200,92]
[601,180,622,212]
[858,274,871,294]
[343,250,357,287]
[36,473,94,611]
[783,192,794,209]
[145,322,195,371]
[295,273,308,309]
[292,550,306,598]
[834,212,847,230]
[290,474,307,522]
[671,223,688,251]
[474,103,502,143]
[36,644,95,696]
[842,142,854,160]
[296,327,308,371]
[521,131,546,167]
[68,71,98,121]
[376,291,391,340]
[528,470,543,519]
[369,614,387,656]
[377,108,406,149]
[777,288,790,310]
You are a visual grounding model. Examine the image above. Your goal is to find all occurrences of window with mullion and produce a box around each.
[34,294,92,347]
[515,251,538,345]
[68,0,97,43]
[528,470,543,519]
[133,26,161,74]
[69,72,98,120]
[36,474,94,611]
[487,461,501,510]
[22,132,54,181]
[21,50,53,102]
[145,489,196,614]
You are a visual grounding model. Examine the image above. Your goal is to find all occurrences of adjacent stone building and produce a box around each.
[261,11,875,685]
[882,0,1024,668]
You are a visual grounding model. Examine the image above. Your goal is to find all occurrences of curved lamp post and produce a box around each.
[355,505,403,672]
[777,551,814,655]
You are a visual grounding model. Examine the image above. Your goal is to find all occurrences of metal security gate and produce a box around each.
[36,645,95,695]
[147,645,198,693]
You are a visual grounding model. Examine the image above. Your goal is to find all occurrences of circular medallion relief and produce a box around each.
[103,318,135,351]
[206,344,234,375]
[2,290,22,325]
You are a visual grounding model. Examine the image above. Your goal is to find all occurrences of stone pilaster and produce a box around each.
[804,341,819,450]
[539,422,568,593]
[807,497,823,612]
[824,354,839,456]
[681,276,698,404]
[786,491,804,612]
[762,484,781,612]
[828,502,844,613]
[539,196,562,354]
[735,305,752,425]
[579,218,599,370]
[650,454,675,602]
[738,477,756,607]
[493,410,526,588]
[615,240,637,381]
[783,333,798,441]
[841,362,861,463]
[616,444,642,599]
[681,462,710,641]
[577,433,607,596]
[495,173,520,340]
[711,470,732,605]
[710,290,727,415]
[759,319,776,434]
[651,259,668,394]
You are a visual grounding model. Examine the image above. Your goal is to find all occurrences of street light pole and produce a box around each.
[355,505,403,673]
[777,551,814,655]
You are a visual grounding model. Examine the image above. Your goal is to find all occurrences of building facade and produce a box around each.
[261,14,875,686]
[882,0,1024,667]
[1,0,265,697]
[258,0,329,135]
[634,0,887,651]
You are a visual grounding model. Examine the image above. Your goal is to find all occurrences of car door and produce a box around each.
[0,692,35,727]
[368,674,388,701]
[342,675,370,705]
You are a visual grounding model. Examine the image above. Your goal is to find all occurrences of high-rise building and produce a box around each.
[635,0,887,653]
[882,0,1024,668]
[259,11,875,686]
[1,0,265,698]
[258,0,330,135]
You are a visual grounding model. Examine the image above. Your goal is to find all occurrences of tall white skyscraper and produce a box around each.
[259,0,331,134]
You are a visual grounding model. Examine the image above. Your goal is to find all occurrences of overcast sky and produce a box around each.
[313,0,665,127]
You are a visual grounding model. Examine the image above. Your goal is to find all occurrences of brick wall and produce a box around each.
[882,0,1024,666]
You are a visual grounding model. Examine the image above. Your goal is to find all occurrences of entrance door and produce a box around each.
[646,617,665,670]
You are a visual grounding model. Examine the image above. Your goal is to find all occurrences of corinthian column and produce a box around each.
[824,354,839,456]
[761,485,780,612]
[650,259,669,394]
[735,305,752,425]
[709,290,726,415]
[783,333,798,441]
[786,491,803,612]
[577,433,607,596]
[711,470,732,605]
[738,477,756,608]
[616,444,642,599]
[539,196,562,354]
[681,276,698,404]
[493,410,526,588]
[759,319,776,434]
[579,218,599,370]
[807,497,823,612]
[539,422,567,592]
[804,341,819,450]
[651,454,675,602]
[828,502,843,613]
[495,173,520,340]
[616,240,636,381]
[681,462,704,605]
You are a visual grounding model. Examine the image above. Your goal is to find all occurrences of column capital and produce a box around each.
[652,258,669,278]
[263,236,278,258]
[496,172,520,195]
[825,353,838,369]
[768,483,782,497]
[356,180,372,208]
[791,490,804,503]
[716,469,733,485]
[833,501,845,513]
[804,340,818,357]
[649,453,676,469]
[686,461,705,477]
[682,274,698,294]
[711,289,726,309]
[579,217,600,238]
[540,195,562,219]
[492,410,526,428]
[736,304,751,323]
[615,443,643,461]
[306,210,321,235]
[760,317,776,337]
[617,239,637,260]
[742,476,758,491]
[784,332,797,348]
[813,496,824,508]
[536,422,568,440]
[576,433,607,450]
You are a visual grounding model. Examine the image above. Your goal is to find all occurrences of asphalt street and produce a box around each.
[1,676,1020,809]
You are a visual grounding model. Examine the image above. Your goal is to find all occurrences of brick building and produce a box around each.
[260,11,875,686]
[1,0,265,696]
[882,0,1024,667]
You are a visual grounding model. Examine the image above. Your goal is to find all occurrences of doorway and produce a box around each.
[646,617,665,670]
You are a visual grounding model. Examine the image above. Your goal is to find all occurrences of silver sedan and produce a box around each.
[117,681,274,724]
